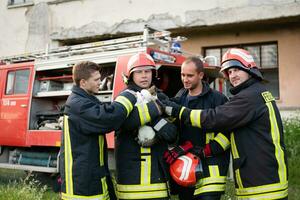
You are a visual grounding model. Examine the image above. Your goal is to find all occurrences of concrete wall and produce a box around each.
[1,0,300,55]
[0,0,300,108]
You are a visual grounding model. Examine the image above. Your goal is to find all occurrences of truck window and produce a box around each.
[5,69,30,95]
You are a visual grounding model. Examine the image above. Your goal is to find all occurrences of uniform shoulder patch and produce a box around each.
[261,91,275,103]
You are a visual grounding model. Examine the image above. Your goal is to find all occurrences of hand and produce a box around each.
[160,99,183,118]
[157,92,169,101]
[152,118,177,144]
[191,144,212,159]
[163,141,193,164]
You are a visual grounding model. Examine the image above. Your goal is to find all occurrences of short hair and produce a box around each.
[72,61,101,86]
[183,56,204,73]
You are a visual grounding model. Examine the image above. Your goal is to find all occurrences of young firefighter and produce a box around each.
[115,52,178,200]
[162,48,288,199]
[163,57,230,200]
[60,61,162,200]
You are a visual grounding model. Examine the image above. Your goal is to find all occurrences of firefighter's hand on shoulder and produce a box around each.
[191,144,212,159]
[119,89,137,105]
[152,117,177,144]
[137,125,157,147]
[160,99,184,118]
[163,141,193,165]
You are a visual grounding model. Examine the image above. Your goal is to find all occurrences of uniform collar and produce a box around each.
[230,78,259,95]
[181,81,211,98]
[71,85,100,103]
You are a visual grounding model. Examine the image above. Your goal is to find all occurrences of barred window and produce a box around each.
[204,42,279,99]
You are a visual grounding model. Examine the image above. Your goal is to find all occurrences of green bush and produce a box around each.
[283,115,300,199]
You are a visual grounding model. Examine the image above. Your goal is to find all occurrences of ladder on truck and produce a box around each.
[0,25,185,68]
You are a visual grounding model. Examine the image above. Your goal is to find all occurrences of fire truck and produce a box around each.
[0,26,221,175]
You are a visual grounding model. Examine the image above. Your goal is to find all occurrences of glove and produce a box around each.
[152,117,177,144]
[163,141,193,164]
[191,144,212,159]
[137,125,157,147]
[160,99,183,118]
[157,92,169,101]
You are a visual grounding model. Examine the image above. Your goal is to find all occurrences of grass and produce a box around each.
[0,116,299,200]
[0,169,59,200]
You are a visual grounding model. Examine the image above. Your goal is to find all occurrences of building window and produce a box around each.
[204,42,279,99]
[7,0,33,6]
[5,69,30,95]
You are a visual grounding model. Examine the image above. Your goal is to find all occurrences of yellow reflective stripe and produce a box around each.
[235,169,243,189]
[115,96,133,117]
[137,104,151,126]
[261,91,275,103]
[178,107,186,120]
[61,192,109,200]
[140,147,151,184]
[236,182,288,196]
[266,101,287,182]
[230,132,239,159]
[196,176,227,186]
[117,190,168,199]
[101,177,109,198]
[205,132,215,144]
[209,165,220,177]
[214,133,230,150]
[117,183,168,192]
[64,115,74,195]
[230,132,243,188]
[194,184,226,195]
[237,188,288,199]
[190,110,201,128]
[98,135,104,166]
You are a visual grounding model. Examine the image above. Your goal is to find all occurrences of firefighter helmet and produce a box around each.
[125,52,156,78]
[170,152,203,187]
[220,48,263,80]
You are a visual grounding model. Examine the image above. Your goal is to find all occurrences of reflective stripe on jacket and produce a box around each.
[185,79,288,199]
[174,82,230,197]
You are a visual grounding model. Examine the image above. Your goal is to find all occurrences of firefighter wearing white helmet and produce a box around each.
[161,48,288,199]
[115,52,178,200]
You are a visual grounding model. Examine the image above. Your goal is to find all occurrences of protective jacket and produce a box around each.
[181,78,288,199]
[173,82,230,198]
[60,85,160,200]
[115,83,177,200]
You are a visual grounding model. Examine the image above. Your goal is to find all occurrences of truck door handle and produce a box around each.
[20,104,27,108]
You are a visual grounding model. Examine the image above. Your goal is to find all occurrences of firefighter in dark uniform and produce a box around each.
[60,61,162,200]
[115,52,178,200]
[162,48,288,199]
[163,57,230,200]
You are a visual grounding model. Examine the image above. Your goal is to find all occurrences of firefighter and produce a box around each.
[115,52,178,200]
[163,57,230,200]
[162,48,288,199]
[60,61,162,200]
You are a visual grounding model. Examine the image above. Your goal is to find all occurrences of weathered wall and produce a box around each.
[1,0,300,55]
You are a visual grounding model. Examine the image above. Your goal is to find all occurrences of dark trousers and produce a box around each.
[106,175,117,200]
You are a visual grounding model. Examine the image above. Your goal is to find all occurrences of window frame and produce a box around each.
[5,69,30,95]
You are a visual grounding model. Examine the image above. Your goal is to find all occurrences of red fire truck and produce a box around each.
[0,26,221,175]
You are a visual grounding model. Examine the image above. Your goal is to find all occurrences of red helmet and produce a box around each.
[170,152,203,187]
[220,48,263,80]
[125,52,156,78]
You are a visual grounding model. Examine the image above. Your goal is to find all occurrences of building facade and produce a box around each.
[1,0,300,110]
